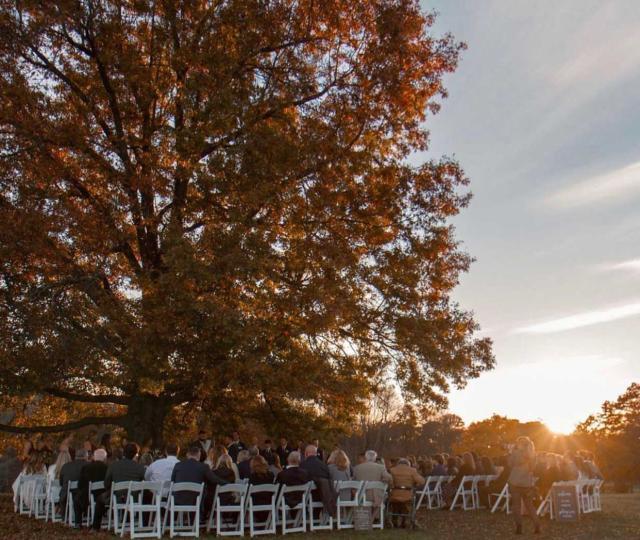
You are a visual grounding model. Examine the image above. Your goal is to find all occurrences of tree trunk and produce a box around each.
[123,394,171,450]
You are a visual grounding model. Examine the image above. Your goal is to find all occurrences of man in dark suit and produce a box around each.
[75,448,108,528]
[300,445,330,504]
[276,437,292,467]
[171,445,229,519]
[312,439,325,462]
[91,442,145,531]
[227,431,246,463]
[276,451,309,507]
[237,448,256,479]
[59,447,89,525]
[300,445,329,480]
[260,439,276,466]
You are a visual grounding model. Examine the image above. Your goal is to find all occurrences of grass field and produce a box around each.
[1,492,638,539]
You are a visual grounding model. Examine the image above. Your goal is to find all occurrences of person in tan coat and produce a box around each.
[389,458,425,528]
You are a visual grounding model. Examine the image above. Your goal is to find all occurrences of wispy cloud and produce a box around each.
[514,301,640,334]
[546,161,640,210]
[599,258,640,273]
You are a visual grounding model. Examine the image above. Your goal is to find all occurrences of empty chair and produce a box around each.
[276,482,311,535]
[208,483,248,536]
[246,483,279,537]
[450,476,476,511]
[334,480,363,529]
[166,482,204,538]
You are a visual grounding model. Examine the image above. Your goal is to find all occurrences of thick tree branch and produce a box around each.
[43,387,130,405]
[0,415,127,434]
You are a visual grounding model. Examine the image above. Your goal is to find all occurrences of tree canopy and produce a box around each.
[0,0,493,446]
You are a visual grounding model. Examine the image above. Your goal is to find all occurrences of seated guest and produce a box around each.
[300,444,330,481]
[300,444,331,504]
[238,448,256,479]
[389,458,425,528]
[75,448,108,528]
[481,456,496,476]
[431,455,447,476]
[417,457,433,478]
[172,445,229,519]
[48,448,71,483]
[92,443,145,531]
[214,454,237,483]
[277,451,309,507]
[442,453,475,506]
[561,452,579,481]
[353,450,392,483]
[328,449,352,500]
[249,455,274,484]
[248,455,275,521]
[445,456,459,477]
[60,448,89,526]
[269,454,282,477]
[145,443,179,483]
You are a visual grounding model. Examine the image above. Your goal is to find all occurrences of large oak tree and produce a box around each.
[0,0,493,447]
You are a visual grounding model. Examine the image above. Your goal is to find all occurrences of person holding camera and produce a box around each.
[508,436,541,535]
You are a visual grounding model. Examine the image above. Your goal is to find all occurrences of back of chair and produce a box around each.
[170,482,204,504]
[89,480,105,492]
[335,480,363,502]
[111,481,132,504]
[248,483,279,496]
[217,482,248,496]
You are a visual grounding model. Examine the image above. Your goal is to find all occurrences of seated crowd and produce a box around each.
[10,430,604,531]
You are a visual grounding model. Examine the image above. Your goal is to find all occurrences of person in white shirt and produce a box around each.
[144,443,180,484]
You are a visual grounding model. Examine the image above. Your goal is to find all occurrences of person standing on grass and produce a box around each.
[508,437,541,535]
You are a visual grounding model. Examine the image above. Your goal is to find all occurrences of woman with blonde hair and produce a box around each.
[48,448,71,482]
[508,437,541,535]
[328,449,352,499]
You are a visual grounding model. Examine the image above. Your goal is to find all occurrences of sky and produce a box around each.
[418,0,640,433]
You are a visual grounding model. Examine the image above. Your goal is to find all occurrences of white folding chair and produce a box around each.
[450,476,476,510]
[121,481,163,538]
[490,483,510,513]
[31,475,48,518]
[64,480,79,526]
[416,476,445,510]
[246,483,279,536]
[537,487,552,517]
[166,482,203,538]
[361,481,388,529]
[87,480,106,528]
[592,479,603,511]
[307,481,333,531]
[276,482,310,534]
[17,475,38,515]
[335,480,363,529]
[208,483,248,536]
[108,481,133,534]
[45,479,62,522]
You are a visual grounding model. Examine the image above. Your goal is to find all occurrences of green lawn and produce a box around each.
[1,493,638,539]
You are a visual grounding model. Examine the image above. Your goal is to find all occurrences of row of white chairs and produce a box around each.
[537,479,604,518]
[16,475,388,538]
[413,474,499,511]
[489,478,604,517]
